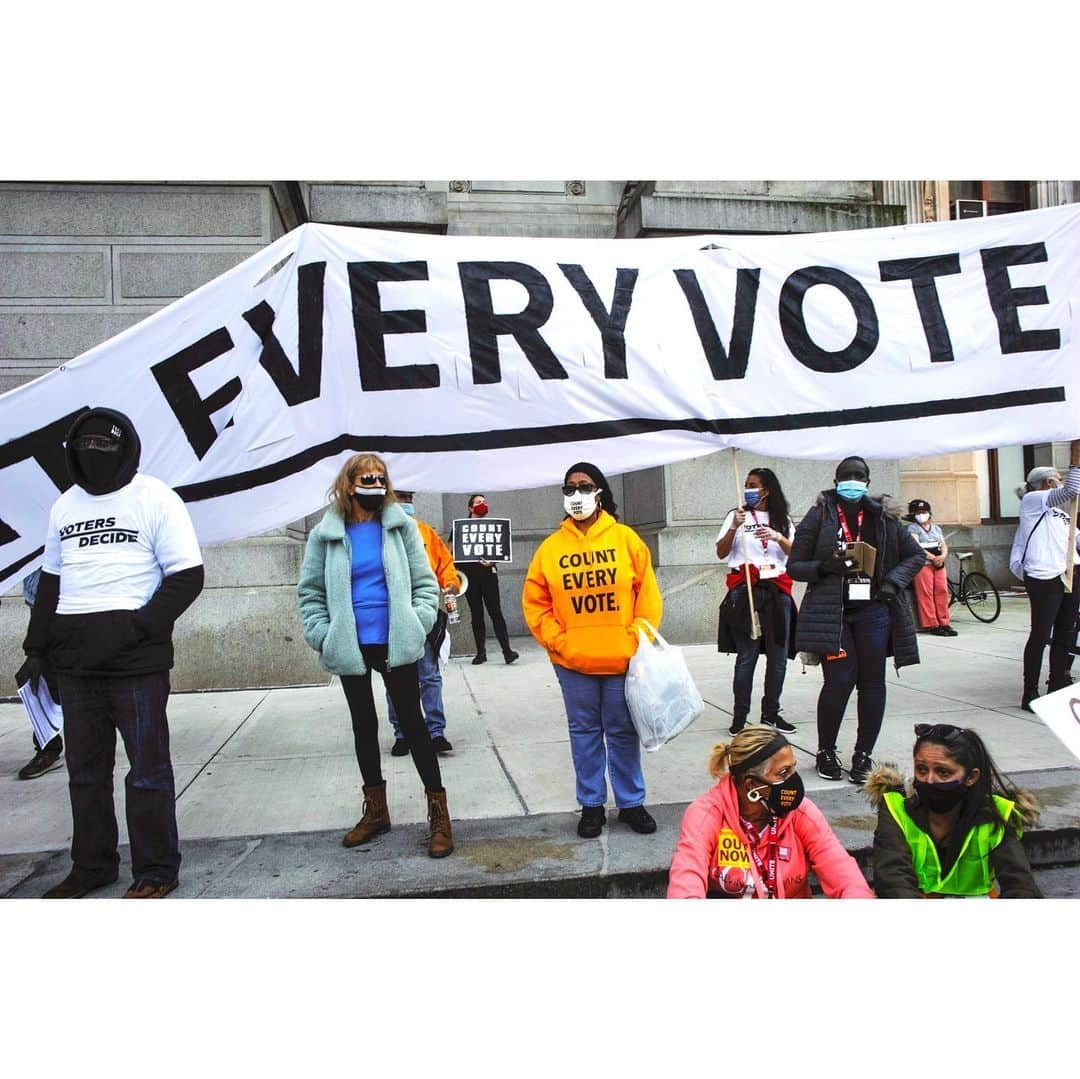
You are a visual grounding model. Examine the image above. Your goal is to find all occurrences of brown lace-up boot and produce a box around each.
[425,788,454,858]
[343,782,391,848]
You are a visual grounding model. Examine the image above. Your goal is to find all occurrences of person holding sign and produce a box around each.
[866,724,1040,898]
[903,499,955,636]
[667,726,872,898]
[523,462,662,838]
[788,456,925,786]
[456,494,518,666]
[716,468,797,735]
[297,454,453,858]
[1010,455,1080,712]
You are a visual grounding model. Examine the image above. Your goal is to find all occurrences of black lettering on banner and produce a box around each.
[151,328,240,460]
[347,261,441,391]
[458,261,568,384]
[242,261,326,406]
[0,407,88,573]
[557,264,639,379]
[980,243,1062,355]
[878,253,962,363]
[673,268,760,380]
[780,266,879,373]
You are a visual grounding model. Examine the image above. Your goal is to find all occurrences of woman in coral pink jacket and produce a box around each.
[667,727,873,899]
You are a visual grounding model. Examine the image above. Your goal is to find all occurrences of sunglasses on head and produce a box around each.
[70,435,120,452]
[562,482,597,496]
[355,473,387,486]
[914,723,967,742]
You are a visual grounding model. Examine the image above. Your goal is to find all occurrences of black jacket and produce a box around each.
[717,580,798,658]
[787,491,925,669]
[23,407,204,677]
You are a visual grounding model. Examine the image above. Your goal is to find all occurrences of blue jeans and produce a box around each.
[553,665,645,809]
[57,672,179,885]
[731,591,792,721]
[387,638,445,740]
[817,600,891,756]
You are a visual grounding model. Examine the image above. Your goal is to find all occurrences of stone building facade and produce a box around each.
[1,180,1073,690]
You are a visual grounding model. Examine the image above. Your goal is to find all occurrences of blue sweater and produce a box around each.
[347,520,389,644]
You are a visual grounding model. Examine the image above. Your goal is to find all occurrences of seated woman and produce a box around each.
[667,726,873,898]
[866,724,1041,898]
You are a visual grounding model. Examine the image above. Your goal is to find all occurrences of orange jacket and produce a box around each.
[522,511,662,675]
[416,519,461,593]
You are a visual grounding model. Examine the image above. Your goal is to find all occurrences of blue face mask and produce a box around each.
[743,488,761,508]
[400,503,415,517]
[835,480,868,501]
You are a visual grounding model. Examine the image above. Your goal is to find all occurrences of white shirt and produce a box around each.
[716,509,795,577]
[43,473,203,614]
[1014,489,1080,580]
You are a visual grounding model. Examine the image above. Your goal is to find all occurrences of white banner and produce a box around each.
[3,204,1080,589]
[1030,685,1080,765]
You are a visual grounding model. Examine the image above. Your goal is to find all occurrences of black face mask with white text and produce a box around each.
[352,488,386,513]
[747,771,805,817]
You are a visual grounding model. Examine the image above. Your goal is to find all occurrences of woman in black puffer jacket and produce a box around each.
[788,456,926,787]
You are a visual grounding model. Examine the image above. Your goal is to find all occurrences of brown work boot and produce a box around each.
[425,788,454,858]
[343,782,391,848]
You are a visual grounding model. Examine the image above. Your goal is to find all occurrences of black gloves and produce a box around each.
[821,550,855,576]
[876,580,900,604]
[16,654,44,694]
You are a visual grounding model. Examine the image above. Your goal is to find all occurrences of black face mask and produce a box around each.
[748,771,805,817]
[914,778,968,813]
[74,448,123,493]
[352,490,386,513]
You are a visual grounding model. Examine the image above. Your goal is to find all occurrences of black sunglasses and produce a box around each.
[914,723,967,742]
[562,482,597,496]
[355,474,387,486]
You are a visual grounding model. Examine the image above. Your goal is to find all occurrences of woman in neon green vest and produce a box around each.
[865,724,1041,898]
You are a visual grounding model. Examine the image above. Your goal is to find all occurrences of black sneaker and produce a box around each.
[617,806,657,834]
[471,652,487,666]
[577,805,606,838]
[503,650,520,665]
[1020,695,1038,713]
[390,739,410,757]
[728,717,747,736]
[762,714,796,733]
[18,738,64,780]
[939,626,958,637]
[816,748,843,781]
[849,750,874,785]
[43,871,118,899]
[431,735,453,753]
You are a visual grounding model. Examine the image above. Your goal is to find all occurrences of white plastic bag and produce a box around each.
[624,621,704,751]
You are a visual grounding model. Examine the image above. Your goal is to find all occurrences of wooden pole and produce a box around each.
[730,448,761,640]
[1064,439,1080,591]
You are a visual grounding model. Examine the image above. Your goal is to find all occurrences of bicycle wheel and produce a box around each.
[961,571,1000,623]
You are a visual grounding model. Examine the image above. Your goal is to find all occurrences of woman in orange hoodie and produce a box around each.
[667,726,873,898]
[523,462,662,839]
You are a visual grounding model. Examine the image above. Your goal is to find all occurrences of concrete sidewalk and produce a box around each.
[3,595,1080,897]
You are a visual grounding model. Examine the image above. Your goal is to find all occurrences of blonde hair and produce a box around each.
[709,726,782,779]
[328,452,396,520]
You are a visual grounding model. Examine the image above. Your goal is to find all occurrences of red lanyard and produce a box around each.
[837,507,863,545]
[743,817,779,899]
[748,509,770,553]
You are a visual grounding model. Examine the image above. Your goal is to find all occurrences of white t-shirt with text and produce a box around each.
[43,473,203,614]
[716,509,795,578]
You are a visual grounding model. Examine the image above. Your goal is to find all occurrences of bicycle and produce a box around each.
[946,552,1001,623]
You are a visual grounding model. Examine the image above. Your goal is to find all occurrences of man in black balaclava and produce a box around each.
[19,407,205,899]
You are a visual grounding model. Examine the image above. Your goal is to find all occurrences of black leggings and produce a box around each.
[464,565,511,656]
[341,645,443,792]
[1023,574,1079,696]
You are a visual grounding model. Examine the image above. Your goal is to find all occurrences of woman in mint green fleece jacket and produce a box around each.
[297,452,453,857]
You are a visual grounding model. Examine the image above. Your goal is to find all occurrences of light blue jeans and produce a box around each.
[553,665,645,810]
[387,638,446,740]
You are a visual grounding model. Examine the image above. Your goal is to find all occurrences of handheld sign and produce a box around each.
[452,518,512,563]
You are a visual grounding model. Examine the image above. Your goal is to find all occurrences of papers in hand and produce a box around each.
[18,678,63,749]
